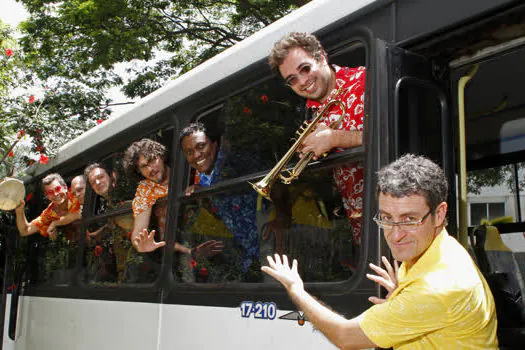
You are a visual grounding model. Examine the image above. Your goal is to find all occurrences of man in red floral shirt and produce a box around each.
[268,32,365,242]
[15,173,81,239]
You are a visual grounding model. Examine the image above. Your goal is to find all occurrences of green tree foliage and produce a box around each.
[18,0,309,98]
[467,164,525,195]
[467,166,510,195]
[2,1,308,177]
[0,20,111,177]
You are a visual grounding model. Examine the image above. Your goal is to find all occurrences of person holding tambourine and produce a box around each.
[14,173,81,239]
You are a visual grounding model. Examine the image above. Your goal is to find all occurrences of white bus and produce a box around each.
[1,0,525,349]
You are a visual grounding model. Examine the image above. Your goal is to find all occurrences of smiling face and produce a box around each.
[87,167,112,198]
[278,47,335,103]
[70,176,86,204]
[44,179,68,206]
[137,155,168,184]
[181,131,218,175]
[378,193,447,268]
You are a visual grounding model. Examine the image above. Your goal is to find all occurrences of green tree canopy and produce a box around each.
[0,20,110,177]
[2,1,309,177]
[18,0,309,98]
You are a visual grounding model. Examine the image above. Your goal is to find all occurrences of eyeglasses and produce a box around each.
[373,209,434,232]
[45,185,63,197]
[285,64,312,87]
[138,157,158,171]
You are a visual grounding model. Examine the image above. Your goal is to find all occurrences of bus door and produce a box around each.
[376,39,455,233]
[450,42,525,346]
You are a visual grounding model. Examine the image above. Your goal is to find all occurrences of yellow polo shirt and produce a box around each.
[360,229,498,349]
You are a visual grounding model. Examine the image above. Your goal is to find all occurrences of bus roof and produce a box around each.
[33,0,379,177]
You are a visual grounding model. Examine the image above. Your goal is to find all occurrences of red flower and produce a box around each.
[199,267,208,277]
[8,151,13,157]
[261,94,269,103]
[36,129,41,133]
[35,146,41,152]
[94,245,103,257]
[243,107,251,115]
[126,231,132,239]
[25,193,34,202]
[96,119,103,125]
[210,206,218,214]
[28,95,35,104]
[189,259,197,268]
[5,48,13,57]
[119,201,124,206]
[17,130,25,138]
[39,153,49,164]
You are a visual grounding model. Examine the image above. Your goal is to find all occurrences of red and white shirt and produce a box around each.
[306,65,365,241]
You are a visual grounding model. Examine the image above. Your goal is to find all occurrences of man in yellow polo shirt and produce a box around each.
[262,154,498,349]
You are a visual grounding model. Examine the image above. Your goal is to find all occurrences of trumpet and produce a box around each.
[250,95,346,201]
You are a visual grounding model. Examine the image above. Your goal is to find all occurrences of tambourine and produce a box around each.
[0,177,26,211]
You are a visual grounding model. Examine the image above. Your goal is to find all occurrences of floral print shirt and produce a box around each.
[306,65,365,242]
[132,180,168,218]
[195,150,259,271]
[32,191,81,237]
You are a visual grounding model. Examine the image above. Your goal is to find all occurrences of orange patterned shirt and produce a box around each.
[32,192,81,237]
[132,179,168,218]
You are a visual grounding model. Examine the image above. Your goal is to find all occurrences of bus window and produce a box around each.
[176,56,366,283]
[22,176,81,285]
[200,78,305,177]
[175,160,362,284]
[81,131,175,285]
[85,154,138,216]
[84,216,157,284]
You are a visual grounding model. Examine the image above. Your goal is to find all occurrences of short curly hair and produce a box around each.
[376,154,448,211]
[179,122,220,146]
[123,139,168,179]
[268,32,327,71]
[42,173,66,191]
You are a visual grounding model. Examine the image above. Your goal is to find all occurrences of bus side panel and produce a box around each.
[2,295,15,350]
[159,304,337,349]
[3,295,161,350]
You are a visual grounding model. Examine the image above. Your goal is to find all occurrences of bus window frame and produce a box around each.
[75,123,178,290]
[168,31,373,294]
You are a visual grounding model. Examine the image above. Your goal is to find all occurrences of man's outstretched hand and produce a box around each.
[261,254,304,293]
[366,256,399,304]
[193,240,224,259]
[133,229,166,253]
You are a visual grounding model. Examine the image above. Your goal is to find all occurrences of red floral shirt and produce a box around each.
[306,65,365,241]
[32,191,81,237]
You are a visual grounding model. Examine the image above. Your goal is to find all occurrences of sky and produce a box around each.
[3,0,28,29]
[2,0,134,113]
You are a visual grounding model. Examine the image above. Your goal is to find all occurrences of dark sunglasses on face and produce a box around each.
[45,185,63,197]
[285,64,312,87]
